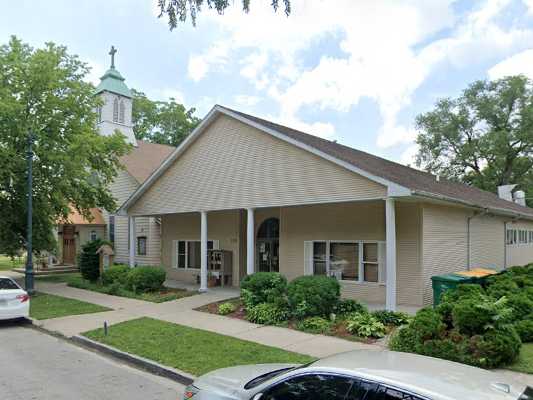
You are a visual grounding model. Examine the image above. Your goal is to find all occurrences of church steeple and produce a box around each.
[95,46,137,146]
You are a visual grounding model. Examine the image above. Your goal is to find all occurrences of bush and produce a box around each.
[240,272,287,308]
[125,266,166,293]
[218,302,236,315]
[418,338,469,364]
[79,239,106,282]
[372,310,411,326]
[389,326,418,352]
[296,317,332,334]
[506,293,533,320]
[472,326,521,368]
[452,299,493,336]
[409,307,446,341]
[514,319,533,343]
[334,299,367,317]
[441,284,485,304]
[102,264,129,286]
[246,303,288,325]
[486,277,520,299]
[346,313,386,338]
[287,275,340,319]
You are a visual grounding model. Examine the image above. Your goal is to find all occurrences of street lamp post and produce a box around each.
[25,131,34,295]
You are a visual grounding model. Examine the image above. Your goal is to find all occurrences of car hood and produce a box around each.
[194,364,297,394]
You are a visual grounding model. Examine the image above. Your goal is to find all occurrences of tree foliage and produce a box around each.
[0,37,130,256]
[131,89,200,147]
[157,0,291,28]
[415,75,533,205]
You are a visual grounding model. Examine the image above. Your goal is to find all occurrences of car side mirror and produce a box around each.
[252,393,263,400]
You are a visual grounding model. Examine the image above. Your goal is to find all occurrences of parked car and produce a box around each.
[0,276,30,320]
[183,350,531,400]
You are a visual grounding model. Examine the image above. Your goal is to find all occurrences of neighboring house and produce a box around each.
[56,50,174,267]
[118,107,533,310]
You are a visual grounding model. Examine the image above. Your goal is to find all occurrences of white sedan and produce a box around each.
[0,276,30,320]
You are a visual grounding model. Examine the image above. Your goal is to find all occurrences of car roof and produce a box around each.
[309,350,526,400]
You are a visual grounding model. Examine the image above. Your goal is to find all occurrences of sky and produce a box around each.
[2,0,533,166]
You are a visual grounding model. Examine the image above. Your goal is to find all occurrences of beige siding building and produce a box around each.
[119,105,533,309]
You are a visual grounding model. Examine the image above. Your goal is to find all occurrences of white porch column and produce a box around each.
[199,211,208,292]
[385,198,397,311]
[246,208,255,275]
[128,216,135,268]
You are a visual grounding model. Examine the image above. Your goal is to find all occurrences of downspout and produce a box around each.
[503,221,508,269]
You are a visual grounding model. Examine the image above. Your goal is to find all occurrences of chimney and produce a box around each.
[514,190,526,206]
[497,184,516,202]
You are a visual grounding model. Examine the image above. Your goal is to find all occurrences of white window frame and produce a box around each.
[308,240,385,284]
[90,230,97,241]
[173,239,218,269]
[506,229,517,245]
[529,230,533,244]
[519,229,528,245]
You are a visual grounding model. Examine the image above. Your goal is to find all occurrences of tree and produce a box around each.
[157,0,291,28]
[0,37,130,256]
[132,89,201,146]
[415,75,533,206]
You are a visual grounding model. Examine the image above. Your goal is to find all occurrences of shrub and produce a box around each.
[296,317,332,334]
[102,264,129,286]
[372,310,411,326]
[287,275,340,319]
[79,239,106,282]
[125,266,166,293]
[240,272,287,308]
[441,284,485,304]
[106,281,122,296]
[218,302,236,315]
[506,293,533,320]
[409,307,446,341]
[514,319,533,343]
[472,326,521,368]
[389,326,418,352]
[418,338,469,364]
[346,313,386,338]
[334,299,367,317]
[246,303,288,325]
[452,299,493,336]
[486,277,520,299]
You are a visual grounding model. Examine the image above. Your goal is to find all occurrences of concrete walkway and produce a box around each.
[33,281,378,358]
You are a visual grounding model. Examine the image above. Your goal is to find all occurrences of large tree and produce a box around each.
[157,0,291,28]
[415,75,533,206]
[132,89,200,146]
[0,37,130,256]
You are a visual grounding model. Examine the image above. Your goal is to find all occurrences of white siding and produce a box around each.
[506,220,533,267]
[469,214,505,270]
[130,115,387,216]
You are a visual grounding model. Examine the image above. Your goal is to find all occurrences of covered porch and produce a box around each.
[127,198,422,311]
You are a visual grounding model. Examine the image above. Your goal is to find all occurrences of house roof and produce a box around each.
[94,67,132,98]
[59,207,106,225]
[120,105,533,219]
[121,140,175,184]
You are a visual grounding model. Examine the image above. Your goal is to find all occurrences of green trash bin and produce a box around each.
[431,273,473,307]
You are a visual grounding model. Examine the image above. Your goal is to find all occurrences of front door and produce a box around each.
[256,218,279,272]
[62,225,76,265]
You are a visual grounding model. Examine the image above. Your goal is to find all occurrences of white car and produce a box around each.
[0,276,30,320]
[183,350,531,400]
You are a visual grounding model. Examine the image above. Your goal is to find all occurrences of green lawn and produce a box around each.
[30,292,112,320]
[66,275,193,303]
[0,255,24,271]
[507,343,533,374]
[83,317,314,376]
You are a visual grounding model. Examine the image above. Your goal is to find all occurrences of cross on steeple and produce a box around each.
[109,46,117,69]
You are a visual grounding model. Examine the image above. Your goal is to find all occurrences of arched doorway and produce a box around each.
[256,218,279,272]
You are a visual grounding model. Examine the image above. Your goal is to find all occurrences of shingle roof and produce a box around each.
[220,106,533,218]
[121,140,175,184]
[59,207,105,225]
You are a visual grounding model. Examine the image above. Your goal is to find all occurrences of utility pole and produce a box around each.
[25,131,34,295]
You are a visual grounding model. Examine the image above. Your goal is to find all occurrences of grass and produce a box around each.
[30,292,111,320]
[35,273,81,283]
[0,255,24,271]
[83,317,314,376]
[66,275,193,303]
[507,343,533,374]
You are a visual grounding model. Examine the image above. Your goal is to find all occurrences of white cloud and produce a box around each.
[233,94,261,107]
[400,144,420,167]
[147,88,186,104]
[524,0,533,13]
[187,41,230,82]
[85,59,105,86]
[488,48,533,80]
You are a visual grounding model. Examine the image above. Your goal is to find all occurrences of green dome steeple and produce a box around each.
[94,46,132,98]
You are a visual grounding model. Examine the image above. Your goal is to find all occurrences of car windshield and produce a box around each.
[519,386,533,400]
[244,361,317,390]
[0,278,20,290]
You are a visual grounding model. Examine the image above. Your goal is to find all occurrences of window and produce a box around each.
[530,231,533,244]
[112,97,119,122]
[175,240,214,269]
[96,106,102,122]
[109,216,115,244]
[137,236,147,256]
[519,230,528,244]
[365,385,424,400]
[262,374,354,400]
[309,240,384,283]
[90,230,97,241]
[506,229,517,245]
[119,100,125,123]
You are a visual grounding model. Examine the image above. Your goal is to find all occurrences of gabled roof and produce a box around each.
[59,207,105,225]
[94,67,132,98]
[120,105,533,219]
[121,140,175,184]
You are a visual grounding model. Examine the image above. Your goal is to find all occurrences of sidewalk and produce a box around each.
[34,281,378,358]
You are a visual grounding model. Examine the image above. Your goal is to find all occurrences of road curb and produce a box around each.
[71,335,195,386]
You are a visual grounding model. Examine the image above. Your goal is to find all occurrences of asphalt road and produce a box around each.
[0,322,184,400]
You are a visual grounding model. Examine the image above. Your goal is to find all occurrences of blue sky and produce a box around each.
[2,0,533,165]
